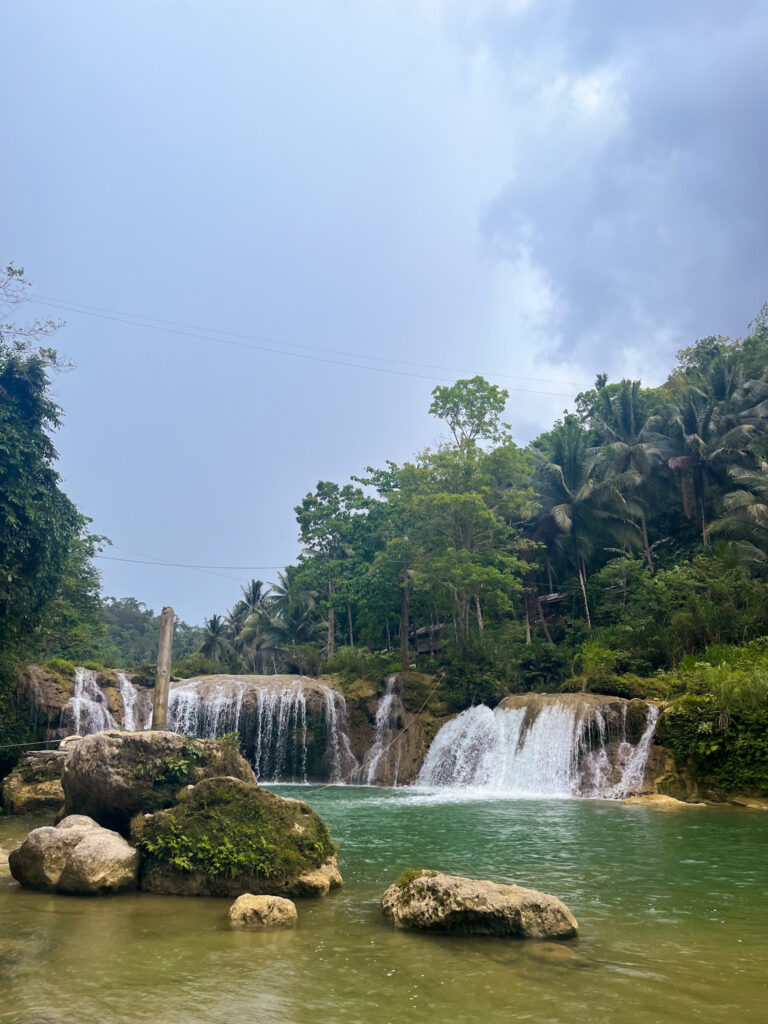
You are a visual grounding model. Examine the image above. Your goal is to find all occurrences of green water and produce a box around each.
[1,787,767,1024]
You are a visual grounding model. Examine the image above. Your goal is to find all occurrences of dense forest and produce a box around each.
[2,264,768,789]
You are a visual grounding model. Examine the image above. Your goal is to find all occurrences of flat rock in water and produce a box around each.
[381,870,578,940]
[8,815,139,894]
[228,893,298,928]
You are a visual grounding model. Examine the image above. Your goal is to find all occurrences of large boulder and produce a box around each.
[1,751,66,816]
[228,894,298,929]
[132,776,341,898]
[8,815,139,894]
[381,870,578,940]
[61,730,256,833]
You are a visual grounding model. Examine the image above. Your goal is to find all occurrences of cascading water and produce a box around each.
[60,667,117,735]
[417,695,660,799]
[117,672,138,732]
[164,675,357,783]
[356,676,403,785]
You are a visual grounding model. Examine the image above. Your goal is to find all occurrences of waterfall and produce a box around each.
[357,676,403,785]
[321,685,359,783]
[60,668,117,735]
[417,696,660,799]
[117,672,138,731]
[164,675,357,783]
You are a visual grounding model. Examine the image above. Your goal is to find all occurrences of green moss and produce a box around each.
[394,867,437,888]
[131,778,335,882]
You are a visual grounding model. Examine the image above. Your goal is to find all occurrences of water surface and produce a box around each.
[1,787,766,1023]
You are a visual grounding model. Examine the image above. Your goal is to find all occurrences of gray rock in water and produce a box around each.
[381,870,578,939]
[228,893,298,929]
[61,730,256,833]
[9,815,139,894]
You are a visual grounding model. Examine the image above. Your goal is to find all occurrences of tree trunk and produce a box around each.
[400,570,410,672]
[474,595,484,634]
[578,561,592,630]
[347,601,354,648]
[256,646,263,674]
[385,616,391,651]
[641,513,654,572]
[525,604,531,645]
[327,582,336,659]
[681,474,691,519]
[152,606,175,730]
[536,594,554,644]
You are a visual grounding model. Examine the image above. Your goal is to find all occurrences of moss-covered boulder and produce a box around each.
[1,751,66,816]
[132,776,341,898]
[62,731,256,834]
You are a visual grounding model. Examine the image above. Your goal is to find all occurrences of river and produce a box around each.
[1,787,766,1023]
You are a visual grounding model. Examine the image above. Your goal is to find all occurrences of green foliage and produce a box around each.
[171,652,229,679]
[131,778,334,881]
[660,682,768,795]
[325,645,400,684]
[428,376,510,446]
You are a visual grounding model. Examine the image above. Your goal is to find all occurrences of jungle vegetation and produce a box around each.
[2,261,768,789]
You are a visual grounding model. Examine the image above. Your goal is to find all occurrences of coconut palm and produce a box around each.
[666,367,768,545]
[532,416,640,628]
[710,462,768,570]
[199,613,231,663]
[591,379,674,570]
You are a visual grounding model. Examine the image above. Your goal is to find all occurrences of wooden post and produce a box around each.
[152,606,175,730]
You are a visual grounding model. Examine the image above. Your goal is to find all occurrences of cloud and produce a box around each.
[468,0,768,377]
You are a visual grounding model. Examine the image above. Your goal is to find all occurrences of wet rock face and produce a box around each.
[228,894,298,928]
[381,871,579,940]
[1,751,66,816]
[61,730,256,834]
[133,776,341,898]
[8,815,139,894]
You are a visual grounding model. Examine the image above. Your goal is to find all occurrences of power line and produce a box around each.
[29,295,582,398]
[31,293,584,387]
[98,554,286,571]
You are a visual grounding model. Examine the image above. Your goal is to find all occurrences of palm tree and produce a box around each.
[710,462,768,570]
[199,613,231,663]
[532,416,639,627]
[591,379,673,570]
[666,366,768,545]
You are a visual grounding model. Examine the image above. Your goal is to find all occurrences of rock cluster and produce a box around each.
[381,870,578,940]
[61,730,256,833]
[8,815,139,893]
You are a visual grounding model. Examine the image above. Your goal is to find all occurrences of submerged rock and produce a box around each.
[61,730,256,833]
[381,870,578,940]
[1,751,66,816]
[623,793,705,809]
[228,893,298,928]
[133,776,341,898]
[9,815,139,893]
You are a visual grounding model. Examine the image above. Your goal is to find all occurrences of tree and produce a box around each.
[590,379,672,570]
[199,614,230,662]
[295,481,367,658]
[532,416,639,627]
[0,265,81,651]
[429,376,510,447]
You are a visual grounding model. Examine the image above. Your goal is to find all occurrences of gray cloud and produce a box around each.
[479,0,768,374]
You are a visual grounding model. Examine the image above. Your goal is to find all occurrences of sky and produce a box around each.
[3,0,767,624]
